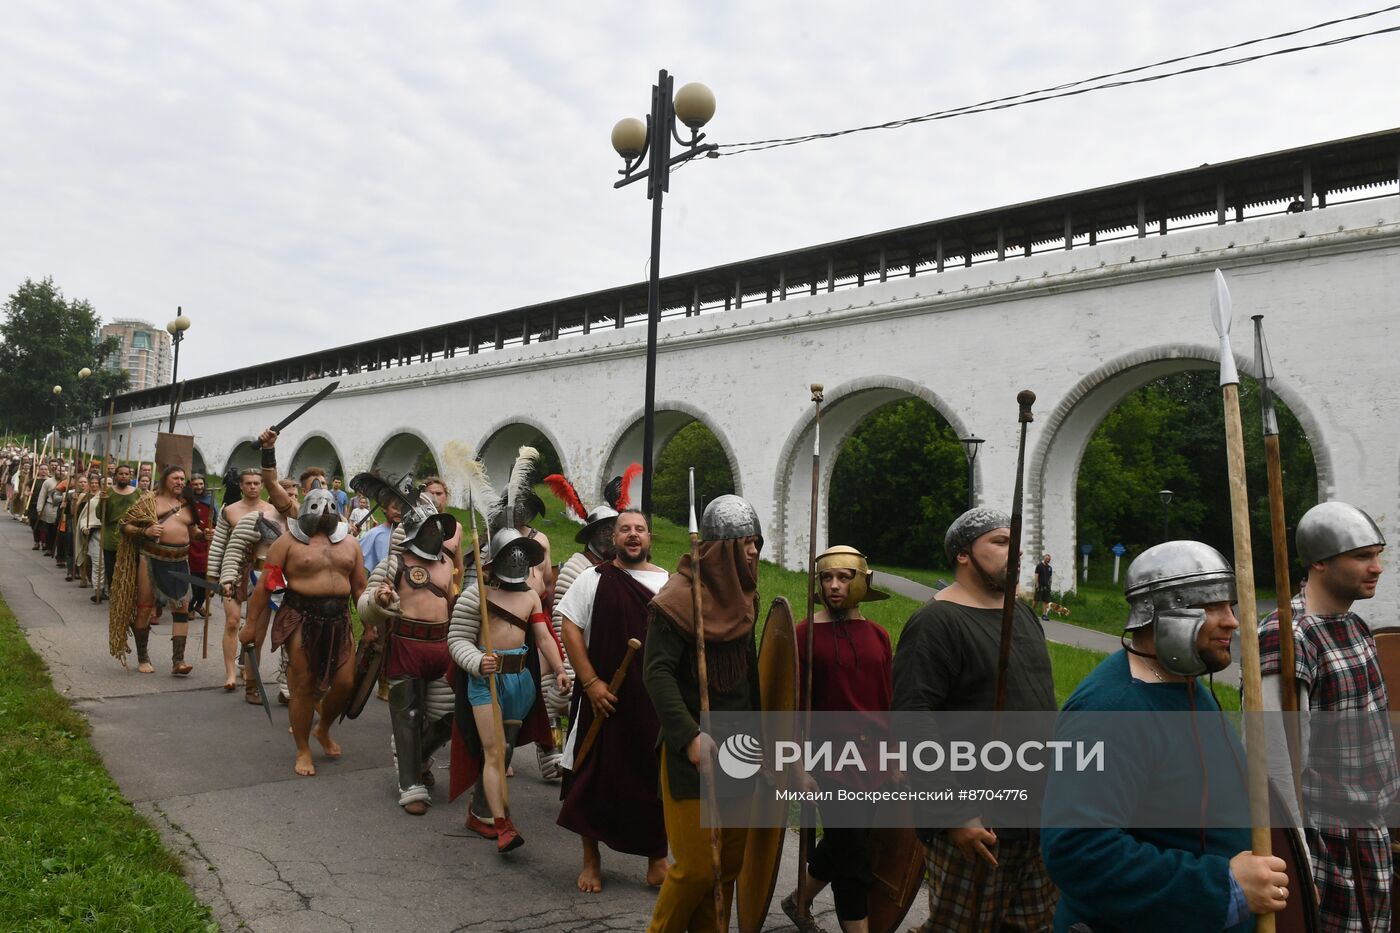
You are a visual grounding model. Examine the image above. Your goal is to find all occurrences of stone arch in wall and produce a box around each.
[598,402,743,510]
[223,440,262,476]
[1025,342,1333,591]
[771,376,972,570]
[475,418,568,501]
[289,433,345,483]
[190,446,208,478]
[370,429,438,480]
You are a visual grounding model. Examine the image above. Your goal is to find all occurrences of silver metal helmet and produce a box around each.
[1125,541,1237,678]
[701,495,762,545]
[1296,501,1386,566]
[291,484,348,544]
[400,501,458,561]
[574,504,619,555]
[487,527,545,586]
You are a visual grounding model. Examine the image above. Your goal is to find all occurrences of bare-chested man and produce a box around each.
[108,465,206,675]
[207,468,286,693]
[241,485,366,776]
[358,496,460,814]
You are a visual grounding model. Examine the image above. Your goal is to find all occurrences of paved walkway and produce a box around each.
[0,518,929,932]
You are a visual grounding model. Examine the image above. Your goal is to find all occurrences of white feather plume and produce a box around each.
[442,440,495,522]
[501,445,539,527]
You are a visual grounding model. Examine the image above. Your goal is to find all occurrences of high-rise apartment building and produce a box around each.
[100,319,172,392]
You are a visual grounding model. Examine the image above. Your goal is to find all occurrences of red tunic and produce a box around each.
[797,615,893,790]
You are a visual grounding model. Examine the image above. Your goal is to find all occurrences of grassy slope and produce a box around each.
[0,600,213,932]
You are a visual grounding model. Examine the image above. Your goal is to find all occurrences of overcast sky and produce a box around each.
[2,1,1396,378]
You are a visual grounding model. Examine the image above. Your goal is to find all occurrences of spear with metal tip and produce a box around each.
[1212,269,1275,932]
[1253,314,1305,817]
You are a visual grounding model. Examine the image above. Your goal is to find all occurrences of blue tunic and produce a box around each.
[1041,650,1253,932]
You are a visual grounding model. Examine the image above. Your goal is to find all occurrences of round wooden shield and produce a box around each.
[866,824,925,933]
[736,597,799,933]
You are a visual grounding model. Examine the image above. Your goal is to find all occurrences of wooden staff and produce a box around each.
[1253,314,1304,815]
[797,383,823,924]
[689,467,724,932]
[1212,270,1275,932]
[103,399,115,465]
[571,637,643,770]
[966,390,1035,930]
[123,422,132,462]
[468,489,511,813]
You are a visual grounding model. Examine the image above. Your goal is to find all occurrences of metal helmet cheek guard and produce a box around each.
[291,485,348,543]
[1296,501,1386,566]
[1153,608,1211,677]
[1124,541,1235,676]
[814,545,889,609]
[487,527,545,587]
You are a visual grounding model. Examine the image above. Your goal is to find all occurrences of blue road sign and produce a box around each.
[1111,543,1127,557]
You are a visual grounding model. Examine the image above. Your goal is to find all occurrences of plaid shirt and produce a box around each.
[1259,608,1399,814]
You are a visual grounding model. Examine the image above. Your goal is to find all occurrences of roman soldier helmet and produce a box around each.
[290,480,348,544]
[814,545,889,609]
[541,471,620,552]
[486,527,544,587]
[1124,541,1236,677]
[399,500,458,561]
[701,495,762,547]
[1296,501,1386,566]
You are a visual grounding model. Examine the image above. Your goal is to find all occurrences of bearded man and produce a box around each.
[358,498,459,815]
[108,464,206,675]
[241,485,366,776]
[557,508,669,893]
[100,464,142,602]
[892,507,1058,932]
[1260,502,1396,933]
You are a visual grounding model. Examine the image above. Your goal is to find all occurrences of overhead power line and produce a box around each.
[715,6,1400,158]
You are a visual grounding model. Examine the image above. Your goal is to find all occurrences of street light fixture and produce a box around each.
[77,367,91,468]
[611,71,717,519]
[959,435,985,509]
[51,385,62,453]
[165,308,191,432]
[1159,488,1174,541]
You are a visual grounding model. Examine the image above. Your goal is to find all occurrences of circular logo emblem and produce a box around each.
[717,733,763,780]
[407,566,430,586]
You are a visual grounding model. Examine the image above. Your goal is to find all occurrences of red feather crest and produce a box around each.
[617,462,642,510]
[543,474,587,523]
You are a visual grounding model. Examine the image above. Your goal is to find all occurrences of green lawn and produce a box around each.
[869,563,952,592]
[0,599,214,932]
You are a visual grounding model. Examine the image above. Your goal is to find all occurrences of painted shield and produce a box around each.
[343,635,384,721]
[736,597,799,933]
[866,824,925,933]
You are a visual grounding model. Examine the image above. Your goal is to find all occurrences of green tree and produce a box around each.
[0,278,127,436]
[828,399,967,569]
[652,421,735,526]
[1075,370,1317,588]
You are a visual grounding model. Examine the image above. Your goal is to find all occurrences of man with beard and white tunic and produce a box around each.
[1259,501,1397,933]
[893,507,1058,932]
[357,497,459,815]
[240,485,366,777]
[557,508,669,893]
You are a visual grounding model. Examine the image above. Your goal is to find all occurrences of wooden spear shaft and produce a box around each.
[688,467,725,933]
[571,637,642,770]
[469,501,511,814]
[797,383,823,922]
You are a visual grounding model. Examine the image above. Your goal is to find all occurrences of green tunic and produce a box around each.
[100,487,141,553]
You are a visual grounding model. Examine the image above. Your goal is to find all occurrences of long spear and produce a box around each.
[467,485,510,814]
[689,467,724,932]
[995,390,1035,712]
[1253,314,1304,816]
[1212,269,1275,932]
[796,383,823,925]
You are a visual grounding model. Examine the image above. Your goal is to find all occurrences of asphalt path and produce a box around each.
[0,518,931,932]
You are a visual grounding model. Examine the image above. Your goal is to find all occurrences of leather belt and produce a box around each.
[389,617,449,642]
[488,652,528,674]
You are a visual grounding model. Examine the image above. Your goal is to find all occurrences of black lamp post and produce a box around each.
[611,71,717,519]
[166,308,191,432]
[1159,488,1174,541]
[959,435,985,510]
